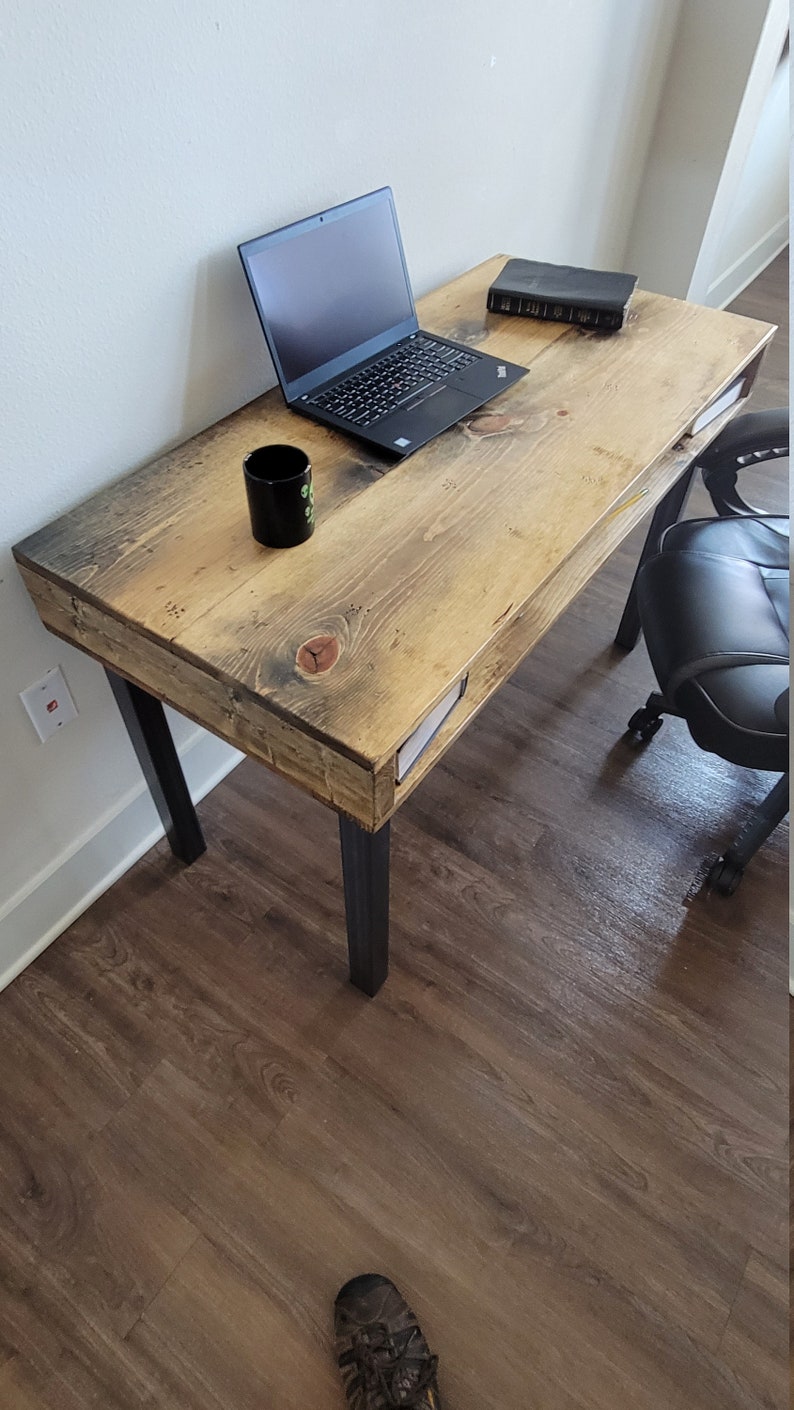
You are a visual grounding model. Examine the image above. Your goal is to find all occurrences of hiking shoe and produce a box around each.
[334,1273,441,1409]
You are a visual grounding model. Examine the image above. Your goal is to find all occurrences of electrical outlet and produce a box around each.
[20,667,78,742]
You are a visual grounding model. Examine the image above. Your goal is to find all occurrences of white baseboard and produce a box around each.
[0,729,243,992]
[708,219,788,308]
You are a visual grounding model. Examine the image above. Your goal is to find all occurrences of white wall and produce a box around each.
[706,41,789,306]
[623,0,789,299]
[0,0,681,985]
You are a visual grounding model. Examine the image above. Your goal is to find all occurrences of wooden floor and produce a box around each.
[0,254,788,1410]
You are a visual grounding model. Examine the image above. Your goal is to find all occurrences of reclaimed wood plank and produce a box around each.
[167,288,773,767]
[15,395,385,642]
[13,257,774,824]
[14,565,395,829]
[385,402,749,812]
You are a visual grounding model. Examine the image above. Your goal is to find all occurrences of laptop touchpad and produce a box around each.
[401,384,478,421]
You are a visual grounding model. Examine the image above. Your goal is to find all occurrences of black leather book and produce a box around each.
[487,258,637,330]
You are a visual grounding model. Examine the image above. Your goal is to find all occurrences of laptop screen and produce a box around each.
[238,187,418,402]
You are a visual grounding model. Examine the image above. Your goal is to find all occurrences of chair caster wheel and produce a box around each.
[708,855,744,895]
[627,708,663,742]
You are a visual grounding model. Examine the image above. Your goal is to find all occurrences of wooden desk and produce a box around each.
[14,257,774,994]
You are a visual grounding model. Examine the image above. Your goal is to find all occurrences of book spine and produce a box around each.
[487,290,624,330]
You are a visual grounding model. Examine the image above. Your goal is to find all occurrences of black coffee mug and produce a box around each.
[243,445,315,549]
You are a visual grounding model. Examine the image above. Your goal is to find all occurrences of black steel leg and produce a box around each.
[338,816,390,996]
[106,669,206,864]
[615,462,698,650]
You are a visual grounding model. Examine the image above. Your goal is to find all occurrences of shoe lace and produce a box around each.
[342,1321,438,1407]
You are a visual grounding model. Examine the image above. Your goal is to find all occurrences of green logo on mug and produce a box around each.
[301,481,315,522]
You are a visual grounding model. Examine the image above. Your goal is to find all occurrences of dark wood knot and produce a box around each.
[296,635,340,674]
[464,411,520,439]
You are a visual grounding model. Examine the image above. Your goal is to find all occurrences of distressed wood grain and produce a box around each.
[14,257,775,826]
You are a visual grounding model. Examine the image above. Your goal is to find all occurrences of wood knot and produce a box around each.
[296,635,340,674]
[463,411,522,439]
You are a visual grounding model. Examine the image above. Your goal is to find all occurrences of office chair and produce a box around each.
[625,408,789,893]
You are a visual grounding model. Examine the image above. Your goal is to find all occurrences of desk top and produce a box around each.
[15,256,774,828]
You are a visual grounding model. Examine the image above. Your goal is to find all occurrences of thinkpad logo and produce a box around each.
[497,365,507,378]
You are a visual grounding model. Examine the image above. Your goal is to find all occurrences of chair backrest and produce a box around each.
[697,407,789,517]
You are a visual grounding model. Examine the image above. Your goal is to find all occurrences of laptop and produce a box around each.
[238,187,528,460]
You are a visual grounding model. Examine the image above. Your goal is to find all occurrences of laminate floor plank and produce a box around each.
[0,1220,177,1409]
[716,1251,788,1410]
[130,1234,343,1410]
[0,254,786,1408]
[0,1361,51,1410]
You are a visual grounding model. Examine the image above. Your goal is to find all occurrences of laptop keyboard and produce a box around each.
[308,334,480,427]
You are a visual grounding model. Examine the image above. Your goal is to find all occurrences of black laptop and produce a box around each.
[238,187,528,460]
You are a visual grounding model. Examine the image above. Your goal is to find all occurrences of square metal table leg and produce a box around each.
[338,816,390,996]
[615,461,698,650]
[106,669,206,864]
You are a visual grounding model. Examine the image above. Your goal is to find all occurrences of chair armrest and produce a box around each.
[697,408,789,516]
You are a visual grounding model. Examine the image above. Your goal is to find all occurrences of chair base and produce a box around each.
[626,690,679,741]
[627,693,789,893]
[708,772,789,894]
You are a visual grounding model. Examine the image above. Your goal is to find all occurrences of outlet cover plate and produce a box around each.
[20,667,78,742]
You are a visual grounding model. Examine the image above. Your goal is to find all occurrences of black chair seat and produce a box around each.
[624,407,789,892]
[637,516,788,772]
[662,514,789,566]
[677,663,788,772]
